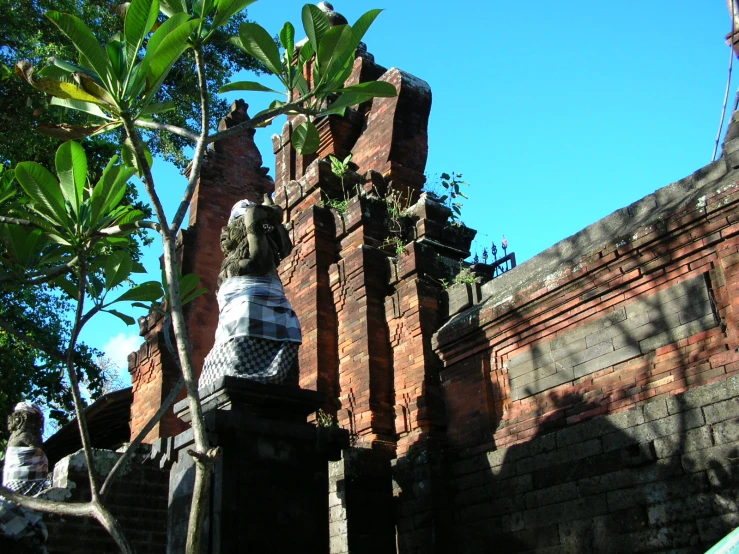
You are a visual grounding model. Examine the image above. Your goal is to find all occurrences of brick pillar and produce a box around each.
[385,194,476,554]
[128,101,275,442]
[280,203,340,398]
[330,240,394,442]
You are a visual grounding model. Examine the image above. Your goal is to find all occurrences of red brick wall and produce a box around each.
[435,165,739,455]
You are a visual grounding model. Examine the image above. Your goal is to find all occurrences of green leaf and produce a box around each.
[112,281,163,303]
[105,309,136,326]
[33,79,108,105]
[131,260,147,274]
[211,0,256,31]
[14,162,69,226]
[139,101,176,115]
[0,169,16,206]
[147,12,192,57]
[104,250,133,290]
[280,21,295,63]
[294,72,309,97]
[302,4,330,57]
[37,122,121,140]
[49,58,98,80]
[316,24,353,86]
[193,0,212,17]
[298,40,314,66]
[238,22,283,77]
[55,141,87,217]
[125,63,149,99]
[140,18,200,109]
[49,97,111,120]
[159,0,187,17]
[350,9,383,52]
[179,273,207,305]
[91,158,135,225]
[45,11,115,92]
[323,81,397,114]
[0,225,46,269]
[107,36,127,81]
[218,81,280,94]
[122,138,154,177]
[178,273,200,298]
[37,65,75,83]
[292,121,320,155]
[76,73,117,106]
[53,276,80,300]
[125,0,160,67]
[182,286,207,305]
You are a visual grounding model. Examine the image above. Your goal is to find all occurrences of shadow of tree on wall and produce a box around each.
[444,366,739,553]
[429,256,739,554]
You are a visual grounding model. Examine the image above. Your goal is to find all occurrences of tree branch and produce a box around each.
[0,256,79,286]
[100,375,185,498]
[0,486,95,517]
[96,220,160,236]
[206,94,316,144]
[0,215,34,226]
[134,119,200,142]
[170,47,210,235]
[64,259,102,502]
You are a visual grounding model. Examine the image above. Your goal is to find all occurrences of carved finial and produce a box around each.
[317,2,348,26]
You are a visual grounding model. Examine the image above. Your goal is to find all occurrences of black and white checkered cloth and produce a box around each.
[0,497,47,543]
[199,275,302,388]
[200,337,299,387]
[1,447,49,547]
[2,447,48,495]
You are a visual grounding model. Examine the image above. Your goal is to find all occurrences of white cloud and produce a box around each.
[102,332,143,387]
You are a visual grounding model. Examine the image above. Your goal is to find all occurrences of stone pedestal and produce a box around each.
[167,377,348,554]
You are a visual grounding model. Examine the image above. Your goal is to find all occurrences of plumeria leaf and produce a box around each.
[218,81,280,94]
[211,0,256,31]
[104,250,133,290]
[37,122,121,140]
[292,120,320,155]
[55,141,87,217]
[237,22,283,77]
[105,309,136,325]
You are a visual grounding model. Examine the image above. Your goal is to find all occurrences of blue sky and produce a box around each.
[80,1,737,382]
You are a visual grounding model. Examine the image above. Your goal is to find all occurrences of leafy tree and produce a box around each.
[0,1,397,552]
[0,286,103,445]
[0,0,264,172]
[0,0,258,430]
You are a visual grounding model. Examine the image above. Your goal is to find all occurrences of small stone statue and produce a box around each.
[199,194,302,388]
[1,403,50,553]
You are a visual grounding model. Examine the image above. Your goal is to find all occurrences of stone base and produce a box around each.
[167,377,348,554]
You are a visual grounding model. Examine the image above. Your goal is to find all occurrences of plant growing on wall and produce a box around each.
[425,171,469,224]
[0,1,396,552]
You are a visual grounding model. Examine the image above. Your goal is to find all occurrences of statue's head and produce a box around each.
[7,402,44,448]
[228,199,256,224]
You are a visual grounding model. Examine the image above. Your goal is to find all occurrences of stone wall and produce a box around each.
[447,376,739,553]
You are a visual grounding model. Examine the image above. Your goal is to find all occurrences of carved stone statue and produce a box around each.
[198,194,302,388]
[1,403,49,553]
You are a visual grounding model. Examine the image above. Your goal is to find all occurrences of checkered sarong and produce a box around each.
[199,276,301,388]
[2,447,48,494]
[214,276,301,344]
[0,498,47,542]
[1,447,49,546]
[200,337,299,387]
